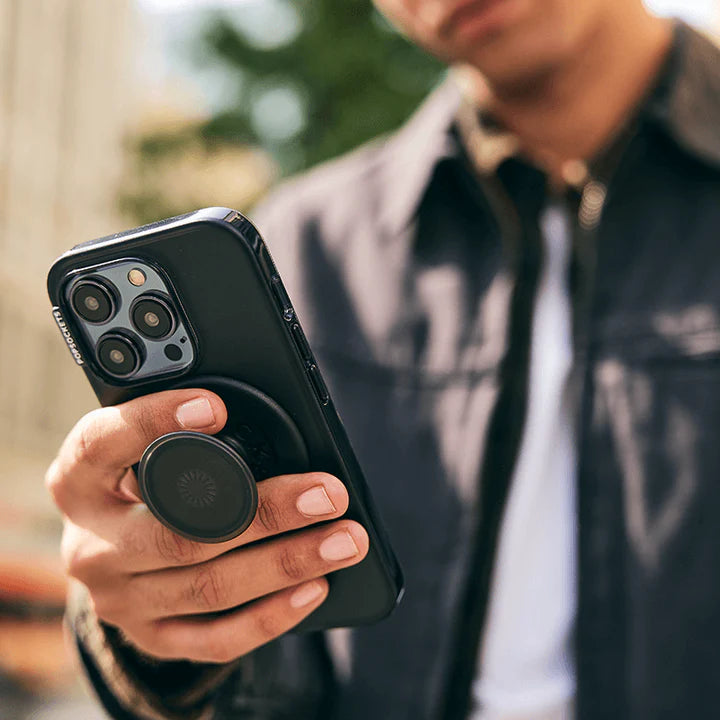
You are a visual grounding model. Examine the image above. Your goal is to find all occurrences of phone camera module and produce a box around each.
[131,296,175,340]
[97,334,141,378]
[71,279,116,324]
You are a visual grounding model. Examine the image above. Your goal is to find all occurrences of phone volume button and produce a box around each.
[307,364,330,405]
[291,323,313,361]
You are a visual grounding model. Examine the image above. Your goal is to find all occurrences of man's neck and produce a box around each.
[460,7,673,181]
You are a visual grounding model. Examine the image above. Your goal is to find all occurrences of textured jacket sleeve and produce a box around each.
[69,579,334,720]
[68,581,240,720]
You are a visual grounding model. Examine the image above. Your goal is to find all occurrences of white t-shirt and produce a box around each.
[471,204,577,720]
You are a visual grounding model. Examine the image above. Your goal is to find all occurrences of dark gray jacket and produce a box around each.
[75,22,720,720]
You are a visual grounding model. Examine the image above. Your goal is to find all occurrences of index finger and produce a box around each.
[47,389,228,521]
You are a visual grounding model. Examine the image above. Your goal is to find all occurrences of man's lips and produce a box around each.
[430,0,522,41]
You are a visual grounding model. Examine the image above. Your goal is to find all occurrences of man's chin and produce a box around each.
[451,28,576,96]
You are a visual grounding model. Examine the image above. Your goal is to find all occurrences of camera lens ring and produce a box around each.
[131,295,175,340]
[97,334,141,378]
[71,279,116,324]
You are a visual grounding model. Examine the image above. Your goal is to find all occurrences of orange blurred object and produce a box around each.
[0,554,67,606]
[0,553,70,692]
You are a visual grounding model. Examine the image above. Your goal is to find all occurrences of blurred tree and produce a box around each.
[122,0,443,222]
[194,0,444,170]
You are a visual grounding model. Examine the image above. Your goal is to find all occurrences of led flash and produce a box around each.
[128,268,146,287]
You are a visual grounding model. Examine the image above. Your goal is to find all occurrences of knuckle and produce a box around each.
[62,541,95,582]
[201,637,238,664]
[277,546,306,582]
[63,549,82,579]
[91,591,123,624]
[71,410,110,468]
[127,624,175,660]
[152,523,199,565]
[117,521,148,559]
[132,402,165,445]
[126,575,167,620]
[256,495,282,533]
[44,460,67,509]
[187,565,225,610]
[253,609,284,643]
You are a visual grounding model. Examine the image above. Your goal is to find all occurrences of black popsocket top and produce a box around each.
[138,431,258,543]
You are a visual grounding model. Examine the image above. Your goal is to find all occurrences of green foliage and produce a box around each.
[192,0,444,173]
[123,0,444,223]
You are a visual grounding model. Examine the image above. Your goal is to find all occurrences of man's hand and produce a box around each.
[46,389,368,663]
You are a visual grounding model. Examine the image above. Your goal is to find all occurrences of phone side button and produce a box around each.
[271,275,290,307]
[291,323,313,361]
[307,364,330,405]
[271,276,294,320]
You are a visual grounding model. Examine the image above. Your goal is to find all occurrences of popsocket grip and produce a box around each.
[139,432,258,542]
[137,377,309,543]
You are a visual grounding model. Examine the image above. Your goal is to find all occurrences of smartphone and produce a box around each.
[47,207,404,631]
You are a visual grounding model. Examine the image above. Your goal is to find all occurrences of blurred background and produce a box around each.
[0,0,717,716]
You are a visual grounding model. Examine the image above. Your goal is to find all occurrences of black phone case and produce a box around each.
[47,207,404,631]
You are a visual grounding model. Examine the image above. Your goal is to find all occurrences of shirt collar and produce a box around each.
[379,21,720,237]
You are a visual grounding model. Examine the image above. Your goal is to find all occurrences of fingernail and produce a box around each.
[296,486,336,517]
[319,531,358,562]
[289,581,325,609]
[176,398,215,429]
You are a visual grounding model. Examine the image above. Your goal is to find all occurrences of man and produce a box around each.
[46,0,720,718]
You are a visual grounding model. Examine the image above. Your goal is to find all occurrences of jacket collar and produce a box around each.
[379,21,720,237]
[644,21,720,170]
[379,77,463,236]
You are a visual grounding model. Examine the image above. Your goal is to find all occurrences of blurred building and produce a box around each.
[0,0,136,546]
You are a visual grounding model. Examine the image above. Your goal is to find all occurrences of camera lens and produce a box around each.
[97,334,141,378]
[131,296,175,340]
[71,279,115,324]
